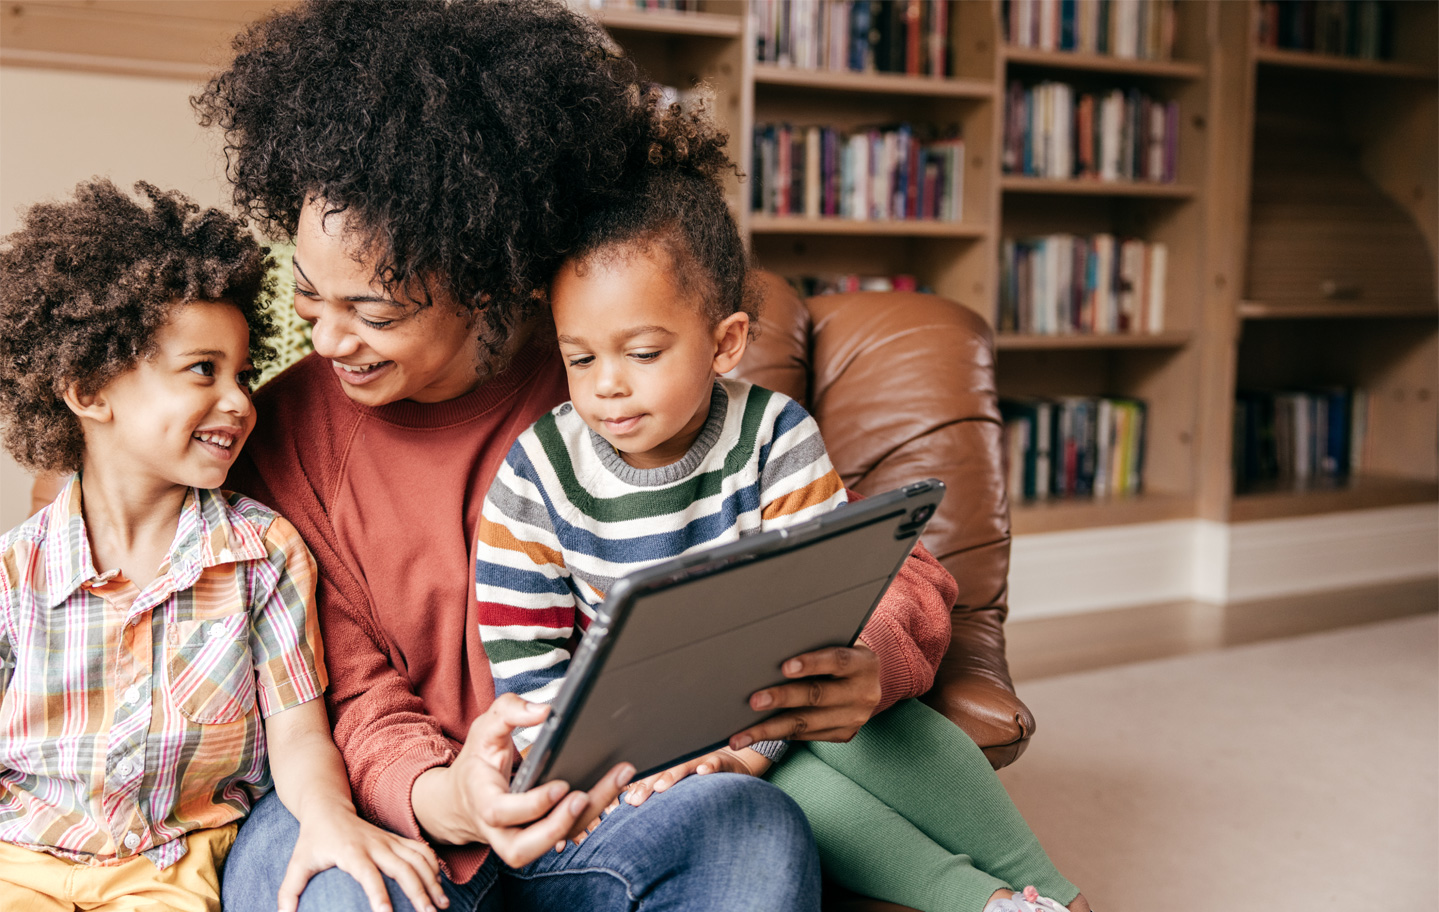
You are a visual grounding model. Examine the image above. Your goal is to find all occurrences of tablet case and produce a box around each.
[510,479,945,793]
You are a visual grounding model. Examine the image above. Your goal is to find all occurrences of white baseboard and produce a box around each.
[1008,504,1438,619]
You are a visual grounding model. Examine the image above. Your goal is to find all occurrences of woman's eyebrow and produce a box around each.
[292,256,403,307]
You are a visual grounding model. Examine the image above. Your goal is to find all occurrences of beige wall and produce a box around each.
[0,64,230,530]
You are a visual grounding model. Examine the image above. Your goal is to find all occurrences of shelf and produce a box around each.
[1000,177,1197,198]
[748,215,988,239]
[1231,475,1439,522]
[1002,46,1205,80]
[593,8,740,37]
[1239,300,1439,320]
[1010,492,1194,535]
[1253,47,1436,81]
[753,64,994,99]
[996,331,1190,351]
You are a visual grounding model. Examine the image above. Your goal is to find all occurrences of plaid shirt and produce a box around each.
[0,475,325,868]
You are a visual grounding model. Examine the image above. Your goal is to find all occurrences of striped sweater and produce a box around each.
[475,379,847,751]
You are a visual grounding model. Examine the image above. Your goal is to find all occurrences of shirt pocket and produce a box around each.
[165,612,257,724]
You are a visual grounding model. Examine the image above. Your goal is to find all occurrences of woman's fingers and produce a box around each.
[479,780,571,830]
[276,855,321,912]
[561,763,633,842]
[366,843,443,912]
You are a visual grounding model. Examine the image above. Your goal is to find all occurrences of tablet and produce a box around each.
[509,478,945,794]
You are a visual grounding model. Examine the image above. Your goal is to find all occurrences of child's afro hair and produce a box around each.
[193,0,690,362]
[0,180,275,473]
[565,93,761,335]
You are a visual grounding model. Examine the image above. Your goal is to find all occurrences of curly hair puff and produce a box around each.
[566,92,761,335]
[0,180,275,473]
[194,0,690,363]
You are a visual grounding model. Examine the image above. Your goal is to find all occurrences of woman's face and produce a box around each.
[292,202,483,406]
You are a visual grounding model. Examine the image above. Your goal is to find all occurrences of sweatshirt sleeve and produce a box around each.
[858,531,957,715]
[474,437,579,753]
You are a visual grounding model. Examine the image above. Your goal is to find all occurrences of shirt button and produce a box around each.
[123,832,141,850]
[208,622,226,638]
[124,686,140,705]
[116,760,133,777]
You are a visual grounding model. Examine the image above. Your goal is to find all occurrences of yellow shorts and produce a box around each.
[0,823,239,912]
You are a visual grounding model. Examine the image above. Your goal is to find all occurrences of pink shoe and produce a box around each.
[983,886,1070,912]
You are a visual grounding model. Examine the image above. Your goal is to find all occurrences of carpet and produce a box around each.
[996,613,1439,911]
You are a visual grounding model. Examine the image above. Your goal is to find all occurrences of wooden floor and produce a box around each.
[1005,576,1439,681]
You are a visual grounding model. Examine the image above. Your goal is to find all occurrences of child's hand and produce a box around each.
[278,801,447,912]
[621,747,772,808]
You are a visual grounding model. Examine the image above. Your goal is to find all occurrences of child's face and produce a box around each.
[550,247,748,470]
[84,300,256,491]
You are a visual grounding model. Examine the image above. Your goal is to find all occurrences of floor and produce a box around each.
[995,597,1438,912]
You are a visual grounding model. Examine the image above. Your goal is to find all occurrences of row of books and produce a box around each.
[1001,396,1148,501]
[751,123,965,222]
[1004,81,1179,182]
[583,0,701,10]
[1003,0,1177,60]
[786,273,925,297]
[751,0,951,76]
[999,234,1167,335]
[1255,0,1396,60]
[1233,388,1366,490]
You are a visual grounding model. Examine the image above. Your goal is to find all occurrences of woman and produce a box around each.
[194,2,956,910]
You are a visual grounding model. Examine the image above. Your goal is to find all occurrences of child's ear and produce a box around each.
[711,312,751,375]
[62,382,113,424]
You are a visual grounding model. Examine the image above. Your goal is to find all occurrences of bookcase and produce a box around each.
[2,0,1433,545]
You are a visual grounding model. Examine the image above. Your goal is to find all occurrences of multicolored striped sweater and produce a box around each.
[474,379,847,752]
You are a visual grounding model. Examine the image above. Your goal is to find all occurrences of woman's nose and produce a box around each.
[309,314,358,359]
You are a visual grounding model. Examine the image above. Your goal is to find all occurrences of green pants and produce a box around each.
[766,699,1077,912]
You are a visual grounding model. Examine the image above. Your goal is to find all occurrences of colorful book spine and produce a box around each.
[753,122,964,223]
[1004,80,1178,183]
[1002,395,1147,500]
[752,0,953,76]
[999,234,1167,335]
[1233,387,1364,490]
[1003,0,1177,59]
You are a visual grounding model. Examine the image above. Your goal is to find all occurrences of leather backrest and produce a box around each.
[734,275,1012,621]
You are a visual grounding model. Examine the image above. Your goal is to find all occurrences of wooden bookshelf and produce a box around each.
[1252,46,1436,80]
[1231,476,1439,522]
[593,8,741,38]
[749,215,988,239]
[1011,492,1195,535]
[1000,177,1198,198]
[11,0,1430,544]
[1002,46,1206,80]
[1239,300,1439,320]
[753,64,994,99]
[996,331,1190,351]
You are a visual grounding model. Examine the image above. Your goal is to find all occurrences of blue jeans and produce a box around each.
[222,773,820,911]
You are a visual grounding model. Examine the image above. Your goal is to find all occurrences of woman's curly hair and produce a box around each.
[193,0,696,362]
[566,93,761,334]
[0,180,275,473]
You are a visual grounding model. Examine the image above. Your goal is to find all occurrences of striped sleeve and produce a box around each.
[475,435,579,752]
[249,516,327,717]
[758,397,848,530]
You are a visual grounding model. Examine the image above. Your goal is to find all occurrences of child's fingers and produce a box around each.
[276,855,323,912]
[364,846,442,912]
[390,841,447,909]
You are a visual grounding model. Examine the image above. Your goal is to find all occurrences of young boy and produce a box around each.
[0,180,446,912]
[472,123,1090,912]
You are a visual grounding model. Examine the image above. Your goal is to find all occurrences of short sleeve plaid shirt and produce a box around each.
[0,475,326,869]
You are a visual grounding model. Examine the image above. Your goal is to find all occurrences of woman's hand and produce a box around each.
[728,641,882,749]
[411,694,634,867]
[279,801,446,912]
[621,747,773,809]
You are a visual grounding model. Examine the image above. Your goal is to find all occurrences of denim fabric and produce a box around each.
[222,773,819,912]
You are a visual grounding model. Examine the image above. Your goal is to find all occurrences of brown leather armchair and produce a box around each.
[29,272,1033,911]
[734,274,1033,912]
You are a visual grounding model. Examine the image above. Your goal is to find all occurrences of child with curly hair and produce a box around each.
[473,112,1091,912]
[0,180,446,912]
